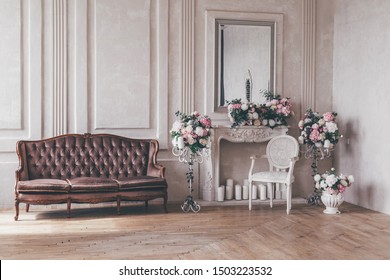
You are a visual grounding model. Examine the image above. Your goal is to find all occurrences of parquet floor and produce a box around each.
[1,201,390,260]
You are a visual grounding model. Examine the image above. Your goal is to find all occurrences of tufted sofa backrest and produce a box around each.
[16,134,157,180]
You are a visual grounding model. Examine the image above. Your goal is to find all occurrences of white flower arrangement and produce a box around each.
[314,168,354,194]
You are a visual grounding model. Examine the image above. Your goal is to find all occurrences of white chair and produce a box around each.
[248,135,299,214]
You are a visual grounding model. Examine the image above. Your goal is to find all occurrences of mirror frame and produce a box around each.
[216,19,275,109]
[205,10,284,124]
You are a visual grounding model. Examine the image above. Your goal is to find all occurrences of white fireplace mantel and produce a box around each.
[202,125,288,201]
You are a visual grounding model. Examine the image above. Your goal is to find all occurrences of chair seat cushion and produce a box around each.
[252,172,294,184]
[68,177,118,192]
[116,176,167,190]
[17,179,71,193]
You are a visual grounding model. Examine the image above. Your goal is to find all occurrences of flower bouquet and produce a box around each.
[226,90,293,129]
[170,111,212,154]
[314,168,354,194]
[298,108,341,149]
[260,90,293,128]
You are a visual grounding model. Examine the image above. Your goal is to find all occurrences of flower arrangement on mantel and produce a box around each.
[226,90,294,129]
[314,168,354,194]
[170,111,212,153]
[298,108,341,149]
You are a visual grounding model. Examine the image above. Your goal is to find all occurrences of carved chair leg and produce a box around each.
[117,197,121,214]
[14,200,19,221]
[26,203,30,213]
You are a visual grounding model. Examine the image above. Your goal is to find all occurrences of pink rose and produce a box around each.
[309,129,320,142]
[323,112,334,122]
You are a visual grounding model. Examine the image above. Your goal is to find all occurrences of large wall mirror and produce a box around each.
[205,11,283,123]
[217,20,275,107]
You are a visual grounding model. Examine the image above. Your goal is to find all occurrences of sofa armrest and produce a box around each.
[147,139,166,178]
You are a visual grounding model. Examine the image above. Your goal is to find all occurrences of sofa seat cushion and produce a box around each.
[68,177,118,192]
[17,179,70,193]
[116,176,167,190]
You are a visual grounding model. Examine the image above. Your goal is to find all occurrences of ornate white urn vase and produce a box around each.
[321,192,344,214]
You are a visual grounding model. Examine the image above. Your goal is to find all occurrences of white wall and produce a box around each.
[333,0,390,215]
[0,0,380,212]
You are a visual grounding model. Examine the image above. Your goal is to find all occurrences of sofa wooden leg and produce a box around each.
[14,200,19,221]
[117,198,121,214]
[67,199,71,218]
[26,204,30,213]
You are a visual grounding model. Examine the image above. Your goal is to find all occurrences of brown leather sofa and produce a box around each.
[14,133,168,220]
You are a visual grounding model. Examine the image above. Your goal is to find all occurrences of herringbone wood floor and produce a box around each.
[1,201,390,260]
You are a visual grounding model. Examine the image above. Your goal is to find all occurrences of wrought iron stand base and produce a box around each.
[181,195,201,213]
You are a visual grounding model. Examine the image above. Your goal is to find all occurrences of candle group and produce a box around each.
[217,179,277,201]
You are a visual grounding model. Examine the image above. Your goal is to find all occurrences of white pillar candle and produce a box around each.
[226,178,234,187]
[242,185,249,200]
[243,179,249,186]
[267,184,274,199]
[217,185,225,202]
[235,184,242,200]
[178,136,185,149]
[251,184,257,199]
[225,184,233,200]
[259,184,267,200]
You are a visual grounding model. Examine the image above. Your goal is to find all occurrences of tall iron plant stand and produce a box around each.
[172,146,209,212]
[300,144,334,205]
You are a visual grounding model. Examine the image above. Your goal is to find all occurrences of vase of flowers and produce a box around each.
[314,168,354,214]
[226,90,293,129]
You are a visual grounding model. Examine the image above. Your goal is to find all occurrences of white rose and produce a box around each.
[298,136,304,144]
[298,120,304,129]
[326,121,338,133]
[195,127,204,136]
[315,182,320,189]
[269,119,276,127]
[326,174,338,187]
[241,103,249,111]
[348,175,354,183]
[266,102,272,107]
[314,174,321,182]
[320,181,328,189]
[252,112,259,119]
[262,119,268,126]
[340,179,348,187]
[319,119,325,126]
[186,125,193,133]
[171,120,183,132]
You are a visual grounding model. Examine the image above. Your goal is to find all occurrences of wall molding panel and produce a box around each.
[0,0,43,153]
[52,0,68,135]
[181,0,195,114]
[301,0,316,113]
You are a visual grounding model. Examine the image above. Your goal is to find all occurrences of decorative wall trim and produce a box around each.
[181,0,195,114]
[0,0,42,152]
[52,0,68,135]
[301,0,316,113]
